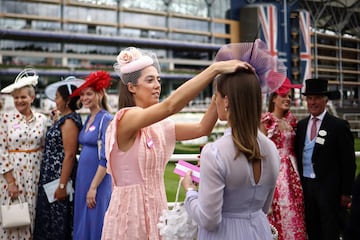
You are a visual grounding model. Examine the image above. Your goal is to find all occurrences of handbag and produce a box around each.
[1,196,31,228]
[158,179,198,240]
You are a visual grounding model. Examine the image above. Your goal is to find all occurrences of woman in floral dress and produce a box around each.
[260,78,307,240]
[0,68,48,239]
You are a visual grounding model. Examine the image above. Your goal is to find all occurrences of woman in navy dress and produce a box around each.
[71,71,113,240]
[34,77,83,240]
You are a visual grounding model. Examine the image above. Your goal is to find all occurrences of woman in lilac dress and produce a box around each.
[181,40,285,240]
[72,71,113,240]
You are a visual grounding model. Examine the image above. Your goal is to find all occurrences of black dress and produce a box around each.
[33,112,82,240]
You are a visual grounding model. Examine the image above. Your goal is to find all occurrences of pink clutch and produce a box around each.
[174,160,200,183]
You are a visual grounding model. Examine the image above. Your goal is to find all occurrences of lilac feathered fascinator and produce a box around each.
[215,39,287,94]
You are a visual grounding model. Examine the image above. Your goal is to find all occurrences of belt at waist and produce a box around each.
[222,209,263,219]
[8,147,42,153]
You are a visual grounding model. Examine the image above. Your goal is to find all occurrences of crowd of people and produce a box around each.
[0,39,358,240]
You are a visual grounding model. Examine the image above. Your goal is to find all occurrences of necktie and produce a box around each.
[310,117,318,141]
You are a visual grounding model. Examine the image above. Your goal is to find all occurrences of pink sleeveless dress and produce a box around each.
[101,108,176,240]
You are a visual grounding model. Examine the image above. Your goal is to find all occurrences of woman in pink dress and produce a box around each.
[101,47,254,240]
[260,78,307,240]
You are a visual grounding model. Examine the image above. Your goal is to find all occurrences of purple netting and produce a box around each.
[215,39,287,94]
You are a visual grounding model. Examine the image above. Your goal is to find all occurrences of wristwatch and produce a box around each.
[59,183,66,190]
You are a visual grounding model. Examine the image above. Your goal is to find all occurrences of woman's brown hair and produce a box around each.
[215,69,262,162]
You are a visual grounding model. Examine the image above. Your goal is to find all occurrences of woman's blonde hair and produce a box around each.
[215,69,262,162]
[99,89,111,112]
[11,85,35,98]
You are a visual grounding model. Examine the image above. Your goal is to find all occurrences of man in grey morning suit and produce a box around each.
[294,78,356,240]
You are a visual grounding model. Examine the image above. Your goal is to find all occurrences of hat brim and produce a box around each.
[45,78,84,101]
[1,75,39,94]
[70,79,94,97]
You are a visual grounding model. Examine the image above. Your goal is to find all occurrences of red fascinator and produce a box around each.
[70,70,111,97]
[275,77,302,95]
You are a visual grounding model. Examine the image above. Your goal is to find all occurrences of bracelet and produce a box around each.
[6,181,16,189]
[186,187,197,192]
[7,181,16,186]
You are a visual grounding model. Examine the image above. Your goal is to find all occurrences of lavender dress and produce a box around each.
[185,129,280,240]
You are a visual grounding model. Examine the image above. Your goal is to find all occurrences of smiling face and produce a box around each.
[129,65,161,108]
[79,87,102,110]
[306,94,328,117]
[272,90,292,114]
[11,86,35,115]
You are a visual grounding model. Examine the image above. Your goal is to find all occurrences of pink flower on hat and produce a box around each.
[116,47,143,66]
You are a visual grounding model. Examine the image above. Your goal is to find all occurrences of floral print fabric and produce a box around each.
[261,111,307,240]
[0,110,48,239]
[34,112,82,240]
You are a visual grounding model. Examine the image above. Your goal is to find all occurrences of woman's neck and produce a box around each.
[90,106,101,117]
[272,109,285,119]
[19,108,33,119]
[62,109,73,116]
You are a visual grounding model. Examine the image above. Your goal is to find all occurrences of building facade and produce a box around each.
[0,0,359,110]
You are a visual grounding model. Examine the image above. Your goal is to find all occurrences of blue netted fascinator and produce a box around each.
[215,39,287,93]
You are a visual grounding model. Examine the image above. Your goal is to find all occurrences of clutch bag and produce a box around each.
[43,178,74,203]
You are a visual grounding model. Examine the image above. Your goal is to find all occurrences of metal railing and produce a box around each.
[169,152,360,162]
[167,152,360,207]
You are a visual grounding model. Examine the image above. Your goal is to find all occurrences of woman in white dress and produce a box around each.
[0,68,48,239]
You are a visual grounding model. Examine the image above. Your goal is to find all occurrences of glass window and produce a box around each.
[71,0,117,7]
[1,19,27,30]
[63,24,88,34]
[121,12,166,28]
[170,0,207,17]
[64,43,117,55]
[64,6,117,23]
[171,33,209,43]
[32,21,61,31]
[2,0,60,17]
[121,0,166,11]
[212,0,231,18]
[170,18,208,32]
[214,22,227,34]
[0,40,61,52]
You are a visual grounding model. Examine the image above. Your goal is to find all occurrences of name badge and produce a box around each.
[147,138,154,148]
[316,137,325,145]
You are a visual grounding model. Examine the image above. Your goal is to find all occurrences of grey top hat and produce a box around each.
[302,78,340,100]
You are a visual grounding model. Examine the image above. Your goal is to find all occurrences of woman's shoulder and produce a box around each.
[99,109,113,121]
[113,107,136,121]
[261,112,275,125]
[61,112,82,127]
[33,111,48,122]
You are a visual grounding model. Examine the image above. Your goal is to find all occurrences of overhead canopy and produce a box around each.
[300,0,360,37]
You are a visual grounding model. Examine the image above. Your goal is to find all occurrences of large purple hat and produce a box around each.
[215,39,287,93]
